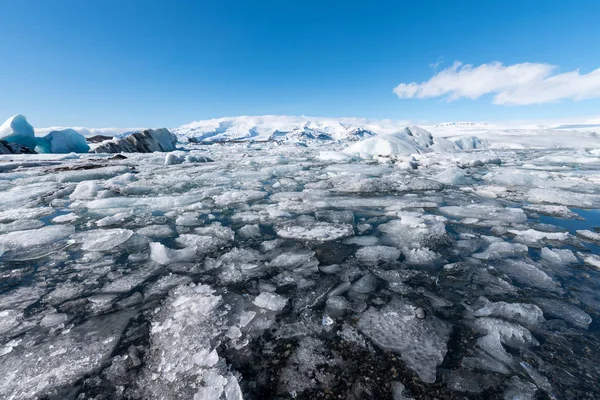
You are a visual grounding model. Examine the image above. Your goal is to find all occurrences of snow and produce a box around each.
[35,129,90,153]
[0,114,36,150]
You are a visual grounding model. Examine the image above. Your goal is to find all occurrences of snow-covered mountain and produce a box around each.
[171,115,410,143]
[434,122,493,128]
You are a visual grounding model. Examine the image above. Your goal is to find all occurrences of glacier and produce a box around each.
[0,115,599,399]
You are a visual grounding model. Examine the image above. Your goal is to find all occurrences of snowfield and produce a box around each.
[0,119,599,399]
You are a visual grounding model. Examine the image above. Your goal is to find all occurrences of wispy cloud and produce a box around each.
[394,61,600,105]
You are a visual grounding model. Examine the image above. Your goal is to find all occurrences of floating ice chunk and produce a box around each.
[194,223,235,241]
[461,348,511,374]
[164,152,186,165]
[237,224,260,239]
[541,247,577,265]
[534,298,592,329]
[96,211,132,227]
[0,310,133,399]
[253,292,287,311]
[134,284,235,399]
[519,361,555,399]
[473,299,545,328]
[136,224,175,238]
[378,213,447,249]
[223,374,243,400]
[0,219,44,234]
[176,234,225,255]
[522,204,581,219]
[213,190,266,206]
[70,180,101,200]
[175,212,202,226]
[440,204,527,224]
[205,248,265,283]
[503,376,538,400]
[318,151,352,162]
[576,230,600,243]
[392,381,413,400]
[275,220,354,242]
[473,242,528,260]
[442,370,501,394]
[35,129,90,153]
[474,317,539,349]
[144,274,193,299]
[497,260,562,292]
[581,253,600,269]
[324,296,352,318]
[352,274,379,294]
[71,228,134,251]
[508,229,569,244]
[355,245,401,266]
[150,242,197,265]
[51,213,79,224]
[357,299,451,383]
[527,188,599,208]
[278,337,335,395]
[315,210,355,224]
[0,225,74,254]
[40,312,68,327]
[343,235,379,246]
[0,207,54,223]
[433,167,469,186]
[268,249,317,269]
[0,310,20,335]
[403,247,440,265]
[0,114,36,150]
[101,264,161,293]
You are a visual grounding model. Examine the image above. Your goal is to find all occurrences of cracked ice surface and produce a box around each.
[0,142,599,399]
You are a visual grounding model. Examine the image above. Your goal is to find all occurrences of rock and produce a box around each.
[86,134,113,143]
[93,128,178,153]
[0,139,36,154]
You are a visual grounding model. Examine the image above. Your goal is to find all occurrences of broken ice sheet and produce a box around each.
[357,298,451,383]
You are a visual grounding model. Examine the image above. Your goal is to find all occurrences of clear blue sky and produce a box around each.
[1,0,599,127]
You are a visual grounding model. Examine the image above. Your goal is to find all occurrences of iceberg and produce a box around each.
[93,128,178,153]
[35,128,90,153]
[0,114,36,150]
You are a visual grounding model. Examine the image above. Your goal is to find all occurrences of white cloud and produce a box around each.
[393,61,600,105]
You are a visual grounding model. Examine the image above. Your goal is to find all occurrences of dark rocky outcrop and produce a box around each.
[87,135,114,143]
[0,139,37,154]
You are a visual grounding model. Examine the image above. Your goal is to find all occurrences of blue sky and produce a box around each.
[1,0,599,127]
